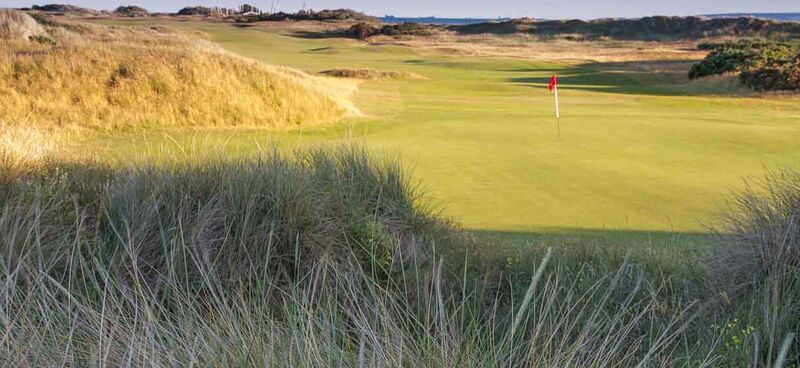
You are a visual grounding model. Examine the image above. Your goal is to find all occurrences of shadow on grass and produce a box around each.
[462,228,713,275]
[506,60,746,97]
[472,228,710,249]
[286,30,344,39]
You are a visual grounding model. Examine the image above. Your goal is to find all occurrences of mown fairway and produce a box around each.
[83,18,800,233]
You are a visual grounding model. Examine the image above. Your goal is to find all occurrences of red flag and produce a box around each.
[548,74,558,92]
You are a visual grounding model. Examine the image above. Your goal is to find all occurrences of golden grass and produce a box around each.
[0,9,45,41]
[0,124,57,182]
[0,14,358,132]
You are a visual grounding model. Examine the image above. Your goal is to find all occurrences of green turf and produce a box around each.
[79,18,800,234]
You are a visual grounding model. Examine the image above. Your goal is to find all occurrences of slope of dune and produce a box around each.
[0,10,358,132]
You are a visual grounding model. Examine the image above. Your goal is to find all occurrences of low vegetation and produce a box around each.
[176,6,217,16]
[0,11,356,131]
[321,68,426,80]
[236,8,376,23]
[452,16,800,41]
[689,39,800,91]
[344,21,439,39]
[113,5,149,17]
[343,16,800,42]
[1,139,799,365]
[28,3,100,15]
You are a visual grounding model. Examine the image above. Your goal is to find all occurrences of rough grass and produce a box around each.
[0,124,58,184]
[706,169,800,365]
[321,68,426,80]
[0,146,710,366]
[0,9,45,41]
[0,14,357,131]
[1,143,799,366]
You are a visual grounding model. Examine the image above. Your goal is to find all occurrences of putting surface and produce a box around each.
[82,19,800,233]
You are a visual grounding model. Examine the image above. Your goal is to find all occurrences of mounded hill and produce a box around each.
[0,11,357,132]
[0,9,46,41]
[451,16,800,40]
[114,5,149,17]
[29,3,100,15]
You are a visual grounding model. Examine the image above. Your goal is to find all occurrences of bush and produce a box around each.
[177,6,214,16]
[740,55,800,91]
[114,5,149,17]
[343,22,440,39]
[689,40,800,91]
[380,22,437,37]
[343,22,380,38]
[30,3,98,15]
[238,8,377,22]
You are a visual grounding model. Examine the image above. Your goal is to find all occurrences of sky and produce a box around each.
[5,0,800,19]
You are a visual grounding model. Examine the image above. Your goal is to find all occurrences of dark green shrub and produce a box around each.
[343,22,439,39]
[177,6,214,16]
[114,5,149,17]
[343,22,380,38]
[380,22,438,37]
[740,55,800,91]
[689,39,800,91]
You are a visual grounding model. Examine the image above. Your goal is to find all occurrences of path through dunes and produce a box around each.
[81,18,800,233]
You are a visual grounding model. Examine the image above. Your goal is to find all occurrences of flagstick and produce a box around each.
[554,84,561,140]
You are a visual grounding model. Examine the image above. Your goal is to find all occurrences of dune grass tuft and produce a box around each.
[0,145,719,366]
[3,143,800,366]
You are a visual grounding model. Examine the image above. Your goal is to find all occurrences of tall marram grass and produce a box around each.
[0,145,718,366]
[1,145,799,366]
[708,169,800,366]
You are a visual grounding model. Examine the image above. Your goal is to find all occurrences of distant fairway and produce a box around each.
[81,18,800,233]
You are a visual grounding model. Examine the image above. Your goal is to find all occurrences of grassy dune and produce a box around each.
[0,14,356,132]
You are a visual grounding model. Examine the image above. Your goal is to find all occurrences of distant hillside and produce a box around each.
[0,10,357,131]
[704,13,800,22]
[381,16,508,25]
[234,8,377,22]
[28,4,100,15]
[450,16,800,40]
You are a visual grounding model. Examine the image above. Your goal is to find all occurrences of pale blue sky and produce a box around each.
[5,0,800,19]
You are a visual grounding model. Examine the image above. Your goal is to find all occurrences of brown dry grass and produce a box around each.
[0,13,358,132]
[367,31,707,63]
[0,124,59,182]
[0,9,45,41]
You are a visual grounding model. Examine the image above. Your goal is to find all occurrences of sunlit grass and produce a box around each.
[0,15,356,132]
[72,17,800,233]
